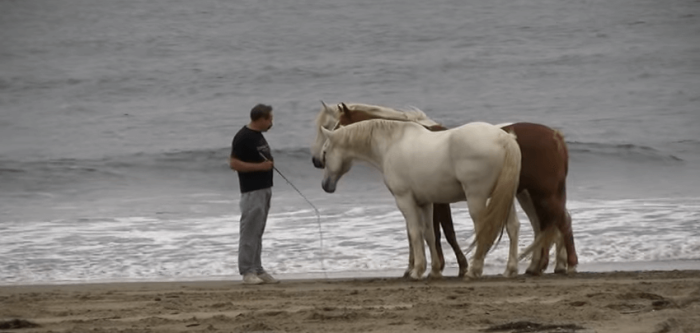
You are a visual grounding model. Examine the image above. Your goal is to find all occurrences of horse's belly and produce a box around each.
[413,182,465,204]
[384,155,466,204]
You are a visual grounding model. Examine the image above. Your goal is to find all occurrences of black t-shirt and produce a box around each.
[230,126,274,193]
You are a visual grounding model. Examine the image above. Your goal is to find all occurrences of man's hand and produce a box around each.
[260,160,274,171]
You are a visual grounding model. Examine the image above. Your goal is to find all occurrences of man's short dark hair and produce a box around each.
[250,104,273,121]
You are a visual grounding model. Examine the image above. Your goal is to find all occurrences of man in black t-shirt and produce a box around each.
[229,104,279,285]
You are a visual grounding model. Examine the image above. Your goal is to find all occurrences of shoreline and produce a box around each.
[2,259,698,288]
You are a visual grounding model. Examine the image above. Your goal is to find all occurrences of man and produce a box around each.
[229,104,280,285]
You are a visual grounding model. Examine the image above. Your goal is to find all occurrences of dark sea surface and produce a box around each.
[1,0,699,284]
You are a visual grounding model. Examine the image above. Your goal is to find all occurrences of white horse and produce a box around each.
[318,119,522,279]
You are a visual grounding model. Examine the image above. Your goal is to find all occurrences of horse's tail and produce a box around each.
[518,227,559,261]
[553,128,569,177]
[470,130,522,256]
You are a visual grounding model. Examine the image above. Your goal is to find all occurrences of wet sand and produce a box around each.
[1,269,699,333]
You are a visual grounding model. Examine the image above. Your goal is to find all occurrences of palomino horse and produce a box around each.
[311,102,578,276]
[318,119,522,279]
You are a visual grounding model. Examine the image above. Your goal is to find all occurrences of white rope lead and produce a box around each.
[261,153,328,279]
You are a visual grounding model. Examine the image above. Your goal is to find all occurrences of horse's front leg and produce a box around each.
[420,203,442,279]
[395,196,426,280]
[503,204,520,277]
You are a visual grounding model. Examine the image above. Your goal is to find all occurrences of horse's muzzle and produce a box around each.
[322,178,336,193]
[312,157,324,169]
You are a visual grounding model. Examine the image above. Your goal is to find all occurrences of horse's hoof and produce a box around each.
[525,268,543,276]
[466,270,482,279]
[402,270,412,279]
[567,266,578,274]
[457,260,469,277]
[464,274,479,281]
[503,268,518,278]
[428,271,443,280]
[554,267,567,275]
[462,274,477,281]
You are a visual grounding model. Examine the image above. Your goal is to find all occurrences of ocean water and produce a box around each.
[1,0,699,285]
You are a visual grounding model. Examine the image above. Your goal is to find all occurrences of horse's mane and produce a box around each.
[322,102,441,129]
[331,119,417,151]
[345,103,442,128]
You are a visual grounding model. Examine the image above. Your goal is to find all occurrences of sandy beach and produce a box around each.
[1,269,699,333]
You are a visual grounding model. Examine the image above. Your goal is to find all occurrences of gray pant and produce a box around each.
[238,187,272,275]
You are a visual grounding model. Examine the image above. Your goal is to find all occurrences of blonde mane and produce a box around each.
[331,119,417,151]
[335,103,442,128]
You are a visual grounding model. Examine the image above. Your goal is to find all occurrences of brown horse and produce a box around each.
[311,102,578,276]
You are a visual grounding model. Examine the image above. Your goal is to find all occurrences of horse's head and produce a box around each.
[318,126,354,193]
[311,102,361,168]
[311,101,340,168]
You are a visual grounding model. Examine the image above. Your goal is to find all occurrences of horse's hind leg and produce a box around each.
[517,191,545,275]
[403,230,414,278]
[554,231,568,274]
[435,203,468,277]
[465,195,488,279]
[534,195,575,274]
[542,198,576,275]
[557,210,578,274]
[503,204,520,278]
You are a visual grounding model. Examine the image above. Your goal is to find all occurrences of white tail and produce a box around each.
[468,132,521,257]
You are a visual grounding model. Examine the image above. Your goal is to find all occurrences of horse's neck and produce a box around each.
[344,125,397,170]
[347,139,388,171]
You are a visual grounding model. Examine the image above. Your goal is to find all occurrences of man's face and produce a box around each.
[263,113,273,131]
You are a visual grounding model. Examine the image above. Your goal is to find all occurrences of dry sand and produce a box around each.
[1,270,699,333]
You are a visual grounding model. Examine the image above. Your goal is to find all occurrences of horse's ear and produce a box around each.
[320,100,335,117]
[340,103,350,115]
